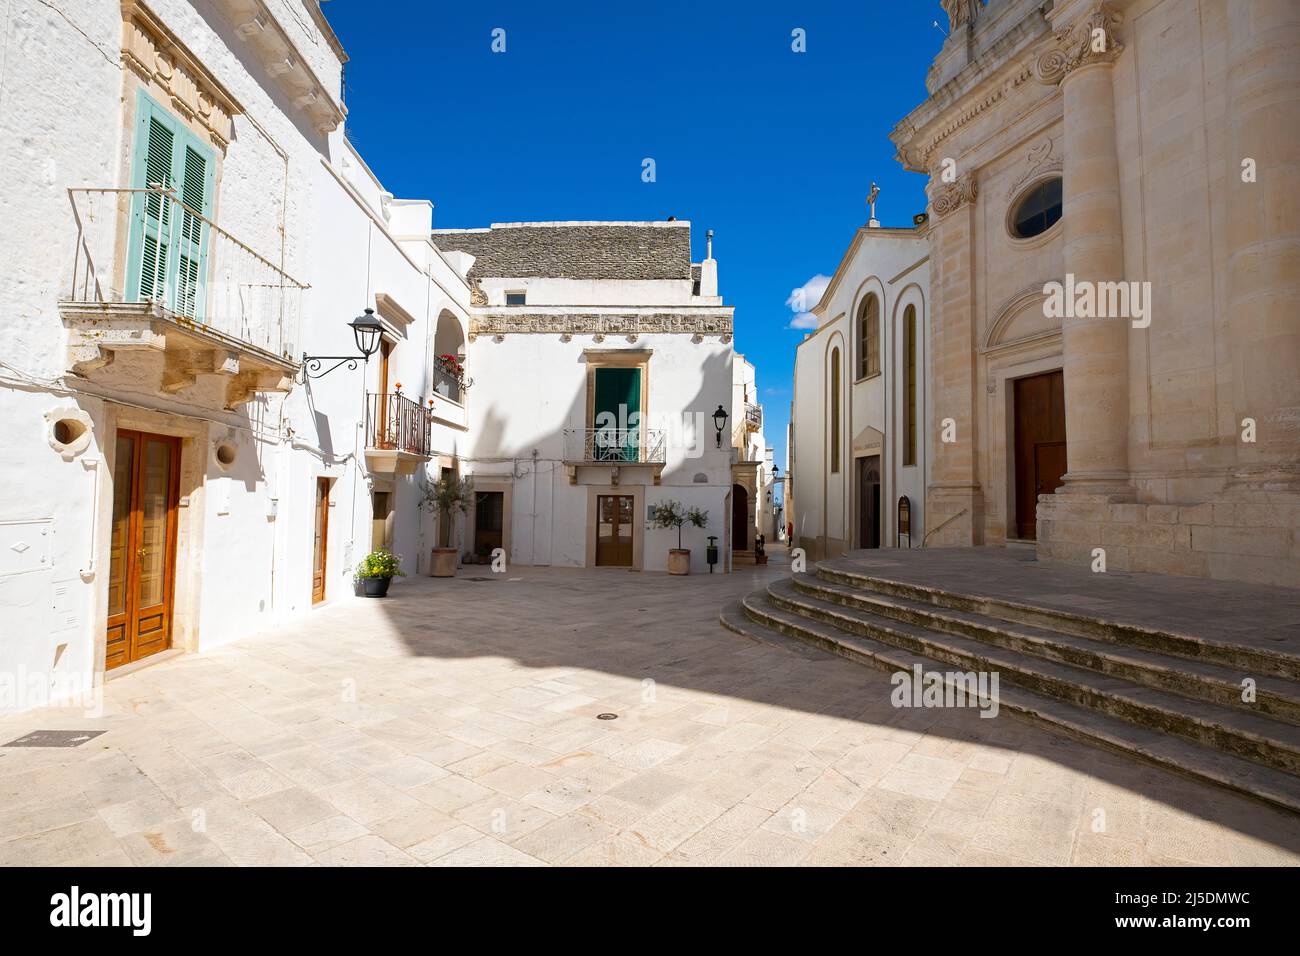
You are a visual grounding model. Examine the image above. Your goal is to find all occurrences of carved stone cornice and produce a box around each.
[894,62,1036,172]
[930,172,979,219]
[468,312,733,340]
[213,0,345,134]
[1033,3,1124,85]
[121,0,243,151]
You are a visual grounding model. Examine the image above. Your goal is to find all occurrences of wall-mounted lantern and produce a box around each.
[712,405,729,448]
[299,308,384,381]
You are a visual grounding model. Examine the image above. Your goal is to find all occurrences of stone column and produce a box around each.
[1226,0,1300,488]
[1036,3,1131,494]
[925,171,982,545]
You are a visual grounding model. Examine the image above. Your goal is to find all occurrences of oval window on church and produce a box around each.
[1009,177,1063,238]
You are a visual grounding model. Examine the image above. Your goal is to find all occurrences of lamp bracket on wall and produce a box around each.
[297,308,383,383]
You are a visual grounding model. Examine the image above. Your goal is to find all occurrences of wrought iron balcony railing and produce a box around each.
[431,363,464,404]
[745,402,763,432]
[366,391,433,458]
[563,427,666,464]
[63,186,306,359]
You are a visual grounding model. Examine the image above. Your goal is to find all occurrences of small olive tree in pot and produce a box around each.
[420,474,474,577]
[650,499,708,575]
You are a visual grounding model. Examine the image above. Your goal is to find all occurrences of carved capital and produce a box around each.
[930,173,979,219]
[1034,3,1124,85]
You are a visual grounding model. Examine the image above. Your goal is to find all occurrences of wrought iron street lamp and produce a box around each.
[712,404,729,448]
[300,308,384,381]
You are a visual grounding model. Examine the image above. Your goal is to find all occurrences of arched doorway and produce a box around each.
[857,456,880,548]
[731,484,749,552]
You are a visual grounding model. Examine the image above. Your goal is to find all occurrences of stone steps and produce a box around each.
[816,561,1300,680]
[792,573,1300,726]
[766,577,1300,775]
[721,592,1300,815]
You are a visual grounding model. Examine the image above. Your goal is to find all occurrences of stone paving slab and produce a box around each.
[0,553,1296,866]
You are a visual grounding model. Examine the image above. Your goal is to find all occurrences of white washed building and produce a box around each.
[730,354,774,562]
[0,0,478,708]
[432,221,736,574]
[790,220,931,560]
[0,2,754,713]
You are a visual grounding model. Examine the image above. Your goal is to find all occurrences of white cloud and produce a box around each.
[786,273,830,329]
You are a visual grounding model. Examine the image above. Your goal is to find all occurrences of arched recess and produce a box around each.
[433,309,467,403]
[823,330,847,551]
[983,282,1059,354]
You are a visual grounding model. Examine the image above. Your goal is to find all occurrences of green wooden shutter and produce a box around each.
[127,114,175,302]
[593,367,641,461]
[174,144,212,319]
[125,91,215,319]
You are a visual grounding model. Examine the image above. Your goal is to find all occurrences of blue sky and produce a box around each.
[325,0,945,478]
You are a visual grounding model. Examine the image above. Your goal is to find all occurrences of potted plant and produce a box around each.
[649,499,708,575]
[420,474,473,577]
[354,549,405,597]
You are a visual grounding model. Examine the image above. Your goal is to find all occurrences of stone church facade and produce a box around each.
[892,0,1299,587]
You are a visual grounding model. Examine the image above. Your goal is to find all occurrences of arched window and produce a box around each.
[830,346,841,474]
[903,305,917,467]
[433,310,466,403]
[1009,177,1063,239]
[859,294,880,379]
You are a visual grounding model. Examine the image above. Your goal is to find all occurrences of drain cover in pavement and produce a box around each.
[3,730,106,748]
[467,577,495,582]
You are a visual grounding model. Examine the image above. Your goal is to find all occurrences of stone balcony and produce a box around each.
[59,186,304,408]
[364,391,434,476]
[562,427,666,485]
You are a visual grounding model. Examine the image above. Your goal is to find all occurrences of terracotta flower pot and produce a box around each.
[667,548,691,576]
[431,547,459,578]
[361,576,391,598]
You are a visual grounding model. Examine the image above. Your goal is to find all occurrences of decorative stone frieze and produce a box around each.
[1033,3,1124,85]
[930,172,979,219]
[122,0,242,151]
[469,312,734,337]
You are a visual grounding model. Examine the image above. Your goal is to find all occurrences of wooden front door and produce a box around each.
[106,431,180,669]
[731,484,748,551]
[857,455,881,549]
[1013,370,1068,540]
[312,478,329,604]
[474,491,504,558]
[595,495,634,566]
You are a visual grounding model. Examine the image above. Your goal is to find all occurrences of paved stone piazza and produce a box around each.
[1,555,1298,867]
